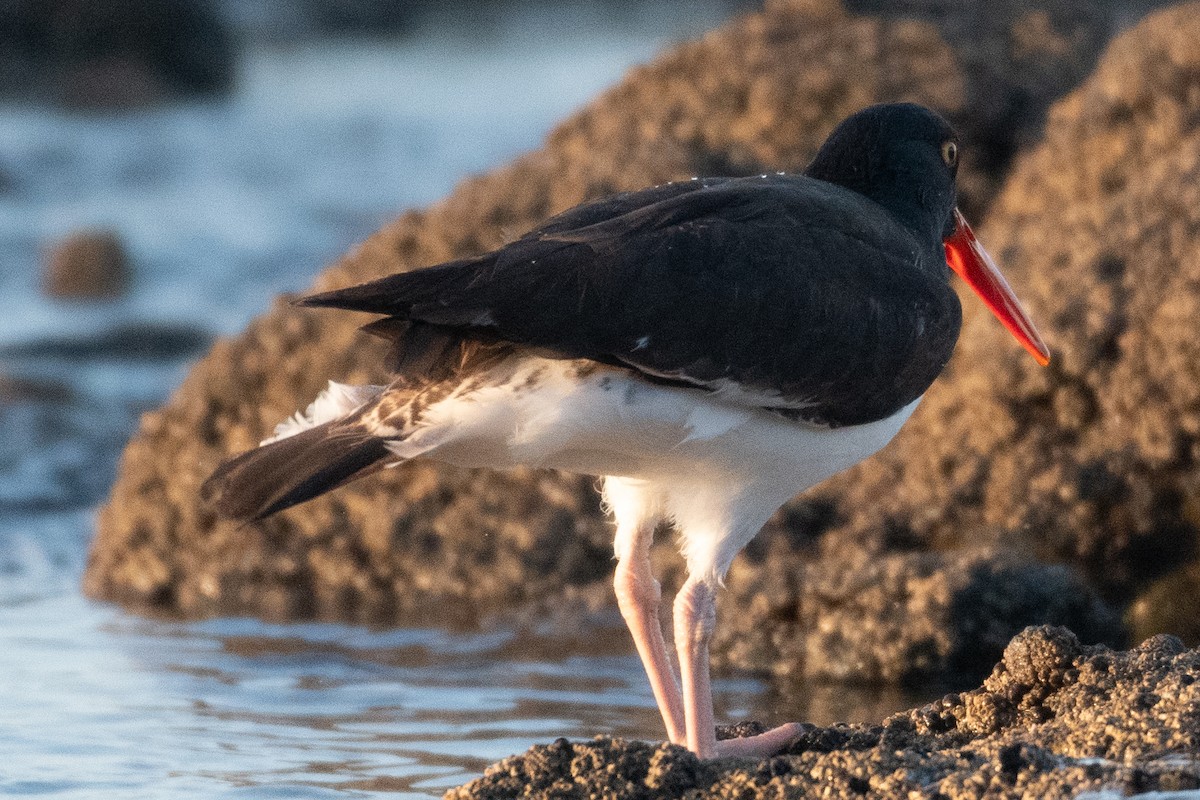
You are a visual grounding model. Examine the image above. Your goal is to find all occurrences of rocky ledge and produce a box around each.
[450,627,1200,800]
[85,0,1200,689]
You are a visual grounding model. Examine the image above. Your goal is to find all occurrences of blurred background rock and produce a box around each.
[0,0,234,109]
[42,228,130,298]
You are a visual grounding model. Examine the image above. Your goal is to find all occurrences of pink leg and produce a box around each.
[673,576,806,759]
[614,520,691,743]
[673,576,718,757]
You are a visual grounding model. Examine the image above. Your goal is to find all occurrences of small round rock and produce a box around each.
[43,229,131,300]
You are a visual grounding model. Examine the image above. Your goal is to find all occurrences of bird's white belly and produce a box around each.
[374,356,921,582]
[387,357,918,496]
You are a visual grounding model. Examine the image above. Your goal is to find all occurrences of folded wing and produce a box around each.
[300,175,960,426]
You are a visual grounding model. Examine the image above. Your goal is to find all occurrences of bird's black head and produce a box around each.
[805,103,960,244]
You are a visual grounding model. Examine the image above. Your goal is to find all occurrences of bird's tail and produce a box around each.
[201,420,391,522]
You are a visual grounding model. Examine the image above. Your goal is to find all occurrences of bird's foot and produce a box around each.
[714,722,807,758]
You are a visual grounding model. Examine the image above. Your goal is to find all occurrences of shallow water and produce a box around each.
[0,580,666,797]
[0,564,921,798]
[0,3,926,796]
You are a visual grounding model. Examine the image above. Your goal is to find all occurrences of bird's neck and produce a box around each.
[805,157,946,245]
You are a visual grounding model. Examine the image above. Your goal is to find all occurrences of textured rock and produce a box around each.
[711,545,1119,685]
[785,0,1200,630]
[87,0,1163,681]
[449,627,1200,800]
[42,229,131,300]
[704,0,1200,681]
[838,0,1165,212]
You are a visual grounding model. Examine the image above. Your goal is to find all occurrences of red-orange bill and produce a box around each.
[944,208,1050,366]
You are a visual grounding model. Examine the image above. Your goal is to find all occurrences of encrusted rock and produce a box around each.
[449,627,1200,800]
[711,546,1119,686]
[706,0,1200,680]
[798,0,1200,626]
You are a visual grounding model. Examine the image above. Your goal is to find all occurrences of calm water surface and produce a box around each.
[0,574,669,797]
[0,4,921,796]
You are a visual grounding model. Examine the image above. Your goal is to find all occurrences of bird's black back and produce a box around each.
[299,104,966,427]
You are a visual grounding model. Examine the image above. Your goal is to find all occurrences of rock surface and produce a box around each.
[449,627,1200,800]
[766,0,1200,655]
[85,0,1185,685]
[713,545,1119,686]
[841,0,1173,211]
[706,0,1200,682]
[42,229,131,300]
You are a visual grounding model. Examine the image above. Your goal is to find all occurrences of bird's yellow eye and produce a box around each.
[941,140,958,168]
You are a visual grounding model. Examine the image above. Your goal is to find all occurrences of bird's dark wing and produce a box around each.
[300,176,961,426]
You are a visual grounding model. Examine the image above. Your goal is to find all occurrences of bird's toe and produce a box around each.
[713,722,807,759]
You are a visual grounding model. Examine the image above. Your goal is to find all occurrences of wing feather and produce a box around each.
[299,175,960,425]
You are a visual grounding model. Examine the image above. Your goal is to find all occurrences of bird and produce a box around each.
[202,102,1050,760]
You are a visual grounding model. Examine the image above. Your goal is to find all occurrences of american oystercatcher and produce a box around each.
[203,103,1049,759]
